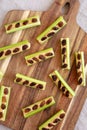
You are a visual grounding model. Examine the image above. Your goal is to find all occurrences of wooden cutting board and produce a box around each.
[0,0,87,130]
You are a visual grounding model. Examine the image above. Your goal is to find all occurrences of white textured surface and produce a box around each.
[0,0,87,130]
[77,0,87,32]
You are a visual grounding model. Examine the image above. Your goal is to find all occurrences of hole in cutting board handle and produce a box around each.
[61,2,70,15]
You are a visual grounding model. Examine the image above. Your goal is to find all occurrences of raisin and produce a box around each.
[15,23,20,28]
[58,21,63,27]
[13,48,19,53]
[23,20,28,25]
[22,45,28,50]
[40,101,45,107]
[5,50,11,56]
[16,78,22,82]
[61,39,66,46]
[0,51,4,57]
[4,88,9,95]
[32,105,38,110]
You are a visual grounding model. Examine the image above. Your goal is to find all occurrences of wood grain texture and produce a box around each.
[0,0,87,130]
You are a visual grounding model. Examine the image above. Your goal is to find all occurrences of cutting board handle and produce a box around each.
[55,0,70,5]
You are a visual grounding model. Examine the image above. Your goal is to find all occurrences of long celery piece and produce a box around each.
[5,15,41,33]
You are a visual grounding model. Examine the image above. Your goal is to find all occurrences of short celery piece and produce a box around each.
[39,110,65,130]
[22,96,55,118]
[0,40,30,60]
[25,48,55,66]
[37,16,67,44]
[49,70,75,98]
[60,38,70,70]
[5,15,41,33]
[0,86,11,121]
[14,73,46,90]
[75,52,86,86]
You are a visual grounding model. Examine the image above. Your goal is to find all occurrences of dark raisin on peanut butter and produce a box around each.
[32,57,39,62]
[47,32,55,37]
[60,113,65,119]
[53,118,60,123]
[4,88,9,95]
[2,96,6,103]
[58,80,62,89]
[0,51,4,57]
[23,20,28,25]
[22,45,28,50]
[78,77,83,84]
[62,47,66,54]
[52,75,57,81]
[62,64,68,68]
[1,104,6,110]
[15,23,20,28]
[24,108,31,113]
[62,86,66,92]
[39,55,45,60]
[23,80,29,85]
[7,24,12,30]
[16,78,22,82]
[65,91,69,97]
[63,55,66,63]
[27,60,34,64]
[77,62,81,69]
[41,37,47,41]
[5,50,11,56]
[48,123,54,127]
[37,84,43,89]
[61,39,66,46]
[40,101,45,107]
[77,54,81,60]
[32,104,38,110]
[52,26,59,31]
[32,18,37,23]
[58,21,63,27]
[45,52,53,57]
[46,98,52,104]
[42,128,49,130]
[30,82,36,86]
[13,48,20,53]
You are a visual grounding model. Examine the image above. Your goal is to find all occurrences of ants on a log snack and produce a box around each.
[5,15,41,33]
[22,96,55,118]
[39,110,65,130]
[60,38,70,70]
[0,86,11,121]
[25,48,55,66]
[75,52,86,86]
[14,73,46,90]
[37,16,67,44]
[0,40,31,60]
[49,70,75,98]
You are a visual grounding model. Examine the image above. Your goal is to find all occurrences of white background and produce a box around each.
[0,0,87,130]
